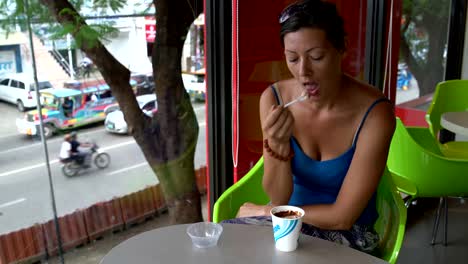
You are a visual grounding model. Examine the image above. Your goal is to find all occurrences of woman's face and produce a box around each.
[283,27,343,100]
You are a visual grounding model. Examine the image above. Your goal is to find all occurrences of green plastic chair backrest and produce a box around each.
[212,157,406,264]
[374,167,407,264]
[212,157,269,223]
[426,80,468,138]
[388,118,468,198]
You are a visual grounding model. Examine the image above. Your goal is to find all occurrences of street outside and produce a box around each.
[0,100,207,235]
[396,77,420,105]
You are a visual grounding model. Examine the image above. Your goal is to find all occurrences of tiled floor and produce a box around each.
[46,196,468,264]
[398,197,468,264]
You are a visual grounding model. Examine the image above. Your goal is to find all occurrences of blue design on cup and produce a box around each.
[273,224,280,233]
[273,219,298,242]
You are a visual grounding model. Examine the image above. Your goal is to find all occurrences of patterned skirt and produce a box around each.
[222,216,380,255]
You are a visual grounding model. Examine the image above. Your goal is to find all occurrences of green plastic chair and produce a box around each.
[388,118,468,245]
[425,79,468,159]
[213,157,407,264]
[212,158,269,223]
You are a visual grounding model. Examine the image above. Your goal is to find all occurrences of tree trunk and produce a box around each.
[152,146,201,223]
[41,0,204,224]
[401,4,449,97]
[149,0,204,224]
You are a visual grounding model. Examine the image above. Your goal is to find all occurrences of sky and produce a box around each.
[80,0,155,17]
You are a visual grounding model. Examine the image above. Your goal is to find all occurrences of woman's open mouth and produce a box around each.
[303,82,319,97]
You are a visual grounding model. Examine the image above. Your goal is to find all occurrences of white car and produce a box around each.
[182,73,205,102]
[104,94,157,134]
[0,73,53,111]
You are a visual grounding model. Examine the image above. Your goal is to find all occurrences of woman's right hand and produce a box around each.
[259,89,295,204]
[262,105,294,146]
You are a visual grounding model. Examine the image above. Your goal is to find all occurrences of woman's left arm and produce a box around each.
[300,101,396,230]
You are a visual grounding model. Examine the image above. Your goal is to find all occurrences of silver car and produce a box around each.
[104,94,157,134]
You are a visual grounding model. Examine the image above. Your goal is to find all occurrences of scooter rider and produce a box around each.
[59,133,73,162]
[69,131,93,167]
[80,56,93,78]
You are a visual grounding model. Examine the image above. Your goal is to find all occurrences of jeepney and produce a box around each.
[16,85,116,138]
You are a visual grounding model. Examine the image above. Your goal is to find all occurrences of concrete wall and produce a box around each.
[98,17,152,74]
[0,32,69,88]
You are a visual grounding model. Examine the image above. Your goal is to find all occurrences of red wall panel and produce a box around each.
[236,0,369,180]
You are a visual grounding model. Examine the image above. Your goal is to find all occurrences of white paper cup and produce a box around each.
[270,205,304,252]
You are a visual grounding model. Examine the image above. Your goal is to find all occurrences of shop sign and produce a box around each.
[145,24,156,42]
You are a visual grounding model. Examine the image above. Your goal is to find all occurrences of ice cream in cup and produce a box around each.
[270,205,305,252]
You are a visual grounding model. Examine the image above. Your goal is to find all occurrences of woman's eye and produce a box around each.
[311,55,324,61]
[287,58,298,63]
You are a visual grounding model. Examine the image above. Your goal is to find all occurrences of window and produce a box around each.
[142,101,155,111]
[0,79,10,85]
[99,90,112,99]
[396,1,450,106]
[30,81,53,91]
[10,80,19,89]
[42,95,58,110]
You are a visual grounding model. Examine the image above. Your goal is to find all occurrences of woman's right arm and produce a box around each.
[259,86,294,205]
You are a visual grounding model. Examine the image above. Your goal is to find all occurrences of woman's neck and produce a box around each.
[307,74,347,111]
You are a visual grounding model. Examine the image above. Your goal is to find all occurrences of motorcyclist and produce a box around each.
[80,57,93,78]
[69,131,93,167]
[59,133,73,162]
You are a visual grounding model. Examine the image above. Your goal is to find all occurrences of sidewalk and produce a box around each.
[46,196,208,264]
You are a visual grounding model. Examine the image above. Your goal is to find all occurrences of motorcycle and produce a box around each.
[61,143,110,177]
[397,63,412,91]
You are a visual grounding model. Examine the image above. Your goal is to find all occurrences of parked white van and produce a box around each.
[0,73,54,111]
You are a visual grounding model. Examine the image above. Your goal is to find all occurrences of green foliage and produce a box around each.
[92,0,125,13]
[0,0,123,49]
[0,0,49,33]
[401,0,450,64]
[75,23,118,47]
[403,0,450,21]
[400,0,451,95]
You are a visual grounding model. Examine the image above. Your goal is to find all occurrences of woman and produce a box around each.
[225,0,395,254]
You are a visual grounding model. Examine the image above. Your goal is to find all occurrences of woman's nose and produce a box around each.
[298,59,311,76]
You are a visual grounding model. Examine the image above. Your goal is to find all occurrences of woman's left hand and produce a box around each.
[237,202,273,218]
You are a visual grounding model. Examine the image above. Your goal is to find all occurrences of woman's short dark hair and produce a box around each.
[279,0,346,52]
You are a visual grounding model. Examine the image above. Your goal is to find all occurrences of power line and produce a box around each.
[0,12,157,24]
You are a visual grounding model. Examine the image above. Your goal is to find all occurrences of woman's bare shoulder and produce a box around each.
[260,79,295,104]
[342,75,394,127]
[346,75,389,105]
[261,79,295,92]
[349,77,394,124]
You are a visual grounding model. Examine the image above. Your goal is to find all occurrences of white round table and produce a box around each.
[100,223,387,264]
[441,112,468,137]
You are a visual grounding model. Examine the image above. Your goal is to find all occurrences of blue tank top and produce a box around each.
[270,85,390,226]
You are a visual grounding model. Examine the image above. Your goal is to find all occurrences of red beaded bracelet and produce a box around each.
[263,139,294,161]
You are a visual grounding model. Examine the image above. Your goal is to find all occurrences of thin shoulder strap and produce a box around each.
[270,83,283,105]
[352,97,392,145]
